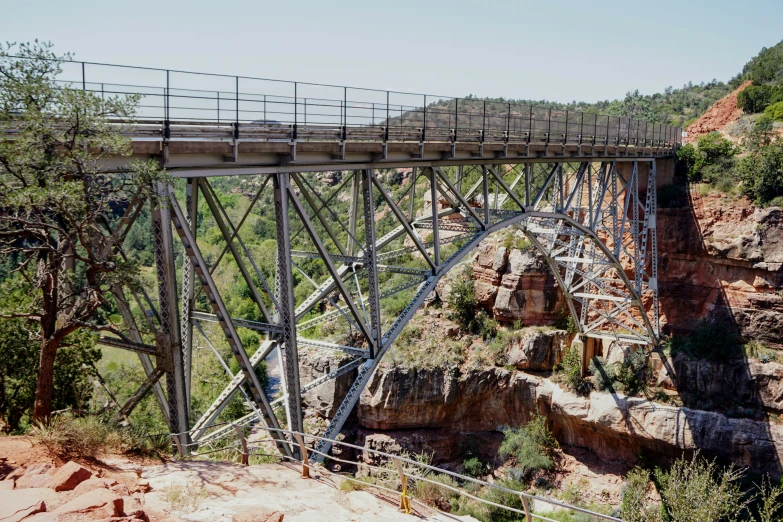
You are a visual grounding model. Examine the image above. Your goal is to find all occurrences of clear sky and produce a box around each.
[2,0,782,103]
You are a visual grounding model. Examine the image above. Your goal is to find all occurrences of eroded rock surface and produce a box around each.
[357,364,783,478]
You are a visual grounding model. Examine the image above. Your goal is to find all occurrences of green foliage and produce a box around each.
[668,318,743,361]
[738,84,776,113]
[693,133,738,182]
[621,467,653,522]
[451,478,528,522]
[612,350,649,397]
[0,304,101,433]
[499,414,558,481]
[412,473,460,511]
[654,453,747,522]
[676,143,698,178]
[765,101,783,121]
[739,137,783,205]
[448,267,478,331]
[738,39,783,85]
[462,452,487,478]
[554,347,591,396]
[31,413,169,460]
[754,475,783,522]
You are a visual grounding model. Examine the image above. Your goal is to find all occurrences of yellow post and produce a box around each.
[293,433,310,478]
[519,494,532,522]
[392,457,412,514]
[233,425,249,465]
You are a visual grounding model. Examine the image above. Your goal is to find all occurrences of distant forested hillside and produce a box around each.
[422,39,783,129]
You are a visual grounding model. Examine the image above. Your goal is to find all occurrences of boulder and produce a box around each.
[121,495,145,518]
[505,328,569,370]
[53,488,123,518]
[16,463,54,489]
[73,477,119,494]
[46,461,92,492]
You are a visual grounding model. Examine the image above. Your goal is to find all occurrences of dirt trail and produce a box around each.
[685,81,751,143]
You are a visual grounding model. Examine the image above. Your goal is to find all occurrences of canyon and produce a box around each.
[301,188,783,483]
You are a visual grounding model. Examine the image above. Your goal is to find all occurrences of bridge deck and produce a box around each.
[123,121,677,176]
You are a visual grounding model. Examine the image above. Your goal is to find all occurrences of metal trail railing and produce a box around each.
[172,423,623,522]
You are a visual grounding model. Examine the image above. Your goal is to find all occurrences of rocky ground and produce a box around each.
[0,437,464,522]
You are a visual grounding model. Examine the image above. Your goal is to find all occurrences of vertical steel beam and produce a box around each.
[428,167,440,269]
[273,173,304,450]
[482,165,490,224]
[151,182,189,454]
[181,179,197,401]
[408,168,417,221]
[346,171,360,256]
[362,169,383,358]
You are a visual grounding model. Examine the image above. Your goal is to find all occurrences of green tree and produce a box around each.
[765,101,783,121]
[447,266,478,331]
[739,136,783,205]
[0,42,169,422]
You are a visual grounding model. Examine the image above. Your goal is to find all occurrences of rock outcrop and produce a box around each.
[444,236,564,326]
[658,193,783,347]
[357,364,783,478]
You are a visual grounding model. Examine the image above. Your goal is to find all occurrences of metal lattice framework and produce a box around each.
[104,157,660,459]
[20,57,676,457]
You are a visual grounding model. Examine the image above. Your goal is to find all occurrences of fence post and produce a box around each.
[232,424,248,465]
[392,457,412,514]
[293,433,310,479]
[519,494,532,522]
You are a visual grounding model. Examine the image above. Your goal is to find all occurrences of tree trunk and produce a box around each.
[33,258,59,425]
[32,338,57,424]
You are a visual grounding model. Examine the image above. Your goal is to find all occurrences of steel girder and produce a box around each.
[105,157,658,460]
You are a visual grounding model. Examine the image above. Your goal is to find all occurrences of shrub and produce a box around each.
[621,467,653,522]
[453,478,528,522]
[676,143,698,178]
[765,101,783,121]
[589,356,614,392]
[413,473,459,511]
[668,318,743,361]
[554,347,592,396]
[739,138,783,205]
[462,452,487,478]
[754,474,783,522]
[31,414,169,459]
[612,350,649,396]
[448,267,478,331]
[499,414,558,481]
[654,453,747,522]
[738,84,774,113]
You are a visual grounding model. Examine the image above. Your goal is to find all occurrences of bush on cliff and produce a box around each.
[499,414,559,481]
[554,347,592,396]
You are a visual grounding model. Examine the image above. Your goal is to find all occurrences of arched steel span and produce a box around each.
[105,158,659,458]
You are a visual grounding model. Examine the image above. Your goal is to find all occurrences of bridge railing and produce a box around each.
[6,56,680,148]
[169,420,623,521]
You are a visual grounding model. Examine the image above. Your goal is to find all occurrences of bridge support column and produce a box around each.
[151,182,189,455]
[273,172,304,454]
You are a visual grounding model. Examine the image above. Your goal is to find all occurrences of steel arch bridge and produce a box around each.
[30,59,678,458]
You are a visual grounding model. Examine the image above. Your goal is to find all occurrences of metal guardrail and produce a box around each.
[173,423,623,522]
[3,56,680,150]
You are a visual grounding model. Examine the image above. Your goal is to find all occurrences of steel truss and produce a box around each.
[107,158,658,458]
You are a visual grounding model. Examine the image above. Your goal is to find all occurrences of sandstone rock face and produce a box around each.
[0,489,48,521]
[468,238,564,326]
[669,356,783,413]
[232,508,285,522]
[506,329,570,370]
[358,364,783,478]
[300,350,358,418]
[658,194,783,347]
[46,461,92,492]
[15,463,54,489]
[53,488,123,518]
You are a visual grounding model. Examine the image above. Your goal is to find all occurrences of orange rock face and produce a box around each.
[658,192,783,346]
